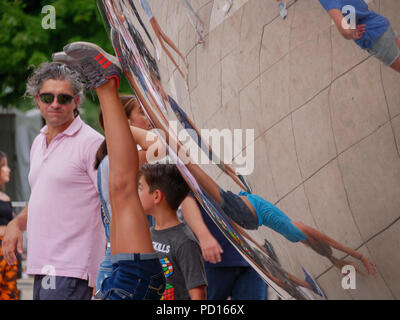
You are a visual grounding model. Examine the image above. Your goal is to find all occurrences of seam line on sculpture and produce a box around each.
[380,62,400,159]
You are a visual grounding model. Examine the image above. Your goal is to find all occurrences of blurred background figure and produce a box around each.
[0,151,19,300]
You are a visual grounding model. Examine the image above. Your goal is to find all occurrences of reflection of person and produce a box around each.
[0,152,19,300]
[181,193,267,300]
[2,62,105,300]
[189,170,378,276]
[319,0,400,72]
[130,110,378,278]
[138,0,187,79]
[180,0,205,44]
[141,165,207,300]
[61,41,166,300]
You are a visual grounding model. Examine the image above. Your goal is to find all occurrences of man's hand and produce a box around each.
[199,235,223,264]
[2,220,24,265]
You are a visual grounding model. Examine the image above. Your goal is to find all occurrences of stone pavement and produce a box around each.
[141,0,400,299]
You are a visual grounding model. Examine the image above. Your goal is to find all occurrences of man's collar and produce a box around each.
[40,116,83,137]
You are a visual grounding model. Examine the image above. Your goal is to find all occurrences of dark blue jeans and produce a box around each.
[219,189,258,230]
[99,253,165,300]
[205,266,267,300]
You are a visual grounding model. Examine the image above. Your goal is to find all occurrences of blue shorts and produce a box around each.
[367,26,399,66]
[98,253,165,300]
[96,245,113,295]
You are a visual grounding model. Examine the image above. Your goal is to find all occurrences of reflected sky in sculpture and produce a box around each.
[96,0,312,300]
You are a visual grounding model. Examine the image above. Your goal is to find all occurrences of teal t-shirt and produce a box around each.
[319,0,389,49]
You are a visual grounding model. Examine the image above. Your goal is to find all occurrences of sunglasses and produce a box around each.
[38,93,75,105]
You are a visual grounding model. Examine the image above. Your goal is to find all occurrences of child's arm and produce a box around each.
[292,221,377,276]
[327,9,366,40]
[129,125,157,150]
[188,285,207,300]
[181,196,223,264]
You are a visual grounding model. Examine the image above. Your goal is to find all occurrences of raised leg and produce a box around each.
[96,79,154,255]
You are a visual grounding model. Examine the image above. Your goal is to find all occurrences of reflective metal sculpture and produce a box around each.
[96,0,315,300]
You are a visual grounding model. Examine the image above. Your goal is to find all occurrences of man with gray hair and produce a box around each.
[2,62,105,300]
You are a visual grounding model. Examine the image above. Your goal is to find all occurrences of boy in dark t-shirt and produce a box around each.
[151,223,207,300]
[138,163,207,300]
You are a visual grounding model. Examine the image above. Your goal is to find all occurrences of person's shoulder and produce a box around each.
[80,122,103,140]
[77,122,104,147]
[0,192,11,202]
[31,131,44,145]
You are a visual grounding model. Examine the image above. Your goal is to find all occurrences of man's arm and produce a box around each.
[2,202,28,265]
[181,196,223,264]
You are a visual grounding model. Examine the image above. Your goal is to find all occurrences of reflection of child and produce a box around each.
[152,131,378,277]
[139,164,207,300]
[319,0,400,72]
[139,0,187,78]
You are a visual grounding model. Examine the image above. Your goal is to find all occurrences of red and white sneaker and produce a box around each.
[61,41,122,90]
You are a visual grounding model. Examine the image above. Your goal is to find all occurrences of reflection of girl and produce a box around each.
[0,151,19,300]
[139,0,186,79]
[120,86,378,279]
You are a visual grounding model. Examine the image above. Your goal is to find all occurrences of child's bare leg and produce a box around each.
[96,79,154,255]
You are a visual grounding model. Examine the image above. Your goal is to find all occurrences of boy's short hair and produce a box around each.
[138,163,190,210]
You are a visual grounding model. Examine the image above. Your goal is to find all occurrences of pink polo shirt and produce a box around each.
[27,116,105,288]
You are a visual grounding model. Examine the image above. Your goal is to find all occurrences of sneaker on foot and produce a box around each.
[278,1,287,19]
[52,51,83,73]
[62,41,121,90]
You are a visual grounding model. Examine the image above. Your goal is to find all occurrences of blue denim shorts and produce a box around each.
[98,253,165,300]
[96,245,113,296]
[367,26,399,66]
[219,188,258,230]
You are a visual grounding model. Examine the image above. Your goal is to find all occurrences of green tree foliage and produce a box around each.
[0,0,131,131]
